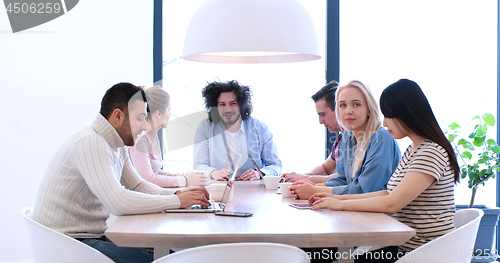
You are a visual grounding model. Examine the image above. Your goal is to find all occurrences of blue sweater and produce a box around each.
[324,128,401,195]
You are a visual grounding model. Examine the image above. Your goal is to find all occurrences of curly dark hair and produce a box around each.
[202,80,253,123]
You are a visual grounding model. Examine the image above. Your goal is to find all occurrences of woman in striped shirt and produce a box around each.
[309,79,460,260]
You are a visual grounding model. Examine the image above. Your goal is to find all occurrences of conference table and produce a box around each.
[105,180,415,262]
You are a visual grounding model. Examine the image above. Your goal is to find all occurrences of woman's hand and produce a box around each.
[289,180,317,199]
[308,192,336,203]
[184,171,209,187]
[310,196,343,211]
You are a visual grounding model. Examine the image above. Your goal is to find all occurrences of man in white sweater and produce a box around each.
[33,83,210,263]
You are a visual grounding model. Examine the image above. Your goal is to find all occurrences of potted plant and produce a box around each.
[447,113,500,262]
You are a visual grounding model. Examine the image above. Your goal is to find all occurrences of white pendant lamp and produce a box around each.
[182,0,321,63]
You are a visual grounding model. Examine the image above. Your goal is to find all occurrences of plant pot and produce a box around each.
[456,205,500,262]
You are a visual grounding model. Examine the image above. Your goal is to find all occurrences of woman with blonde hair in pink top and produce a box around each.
[129,86,207,187]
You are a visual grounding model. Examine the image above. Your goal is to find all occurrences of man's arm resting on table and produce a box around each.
[72,138,181,215]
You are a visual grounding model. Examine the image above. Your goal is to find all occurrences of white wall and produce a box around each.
[0,1,153,262]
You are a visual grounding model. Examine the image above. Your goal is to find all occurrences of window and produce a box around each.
[160,1,498,207]
[162,0,327,174]
[339,0,497,206]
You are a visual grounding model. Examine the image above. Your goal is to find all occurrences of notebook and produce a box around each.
[164,153,241,213]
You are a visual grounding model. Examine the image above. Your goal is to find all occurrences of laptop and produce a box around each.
[247,153,262,176]
[164,153,241,213]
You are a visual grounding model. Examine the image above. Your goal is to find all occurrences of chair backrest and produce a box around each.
[152,242,310,263]
[395,208,484,263]
[454,208,481,228]
[21,207,114,263]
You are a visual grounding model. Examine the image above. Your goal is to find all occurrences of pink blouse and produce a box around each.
[129,133,185,187]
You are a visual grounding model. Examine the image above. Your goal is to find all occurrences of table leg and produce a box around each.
[338,247,355,263]
[154,247,170,260]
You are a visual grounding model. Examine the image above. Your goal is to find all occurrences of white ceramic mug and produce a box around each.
[263,176,281,190]
[209,182,233,202]
[279,182,293,198]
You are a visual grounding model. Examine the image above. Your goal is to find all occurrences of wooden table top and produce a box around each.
[105,180,415,249]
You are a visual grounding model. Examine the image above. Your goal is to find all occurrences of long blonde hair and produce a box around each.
[335,80,381,178]
[143,86,170,121]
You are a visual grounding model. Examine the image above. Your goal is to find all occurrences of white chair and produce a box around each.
[152,242,310,263]
[395,208,484,263]
[21,207,114,263]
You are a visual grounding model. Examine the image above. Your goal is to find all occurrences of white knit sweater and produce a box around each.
[33,114,181,238]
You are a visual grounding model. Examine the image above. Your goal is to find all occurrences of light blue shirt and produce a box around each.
[324,127,401,195]
[193,117,282,177]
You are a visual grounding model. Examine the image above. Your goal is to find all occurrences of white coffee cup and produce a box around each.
[209,182,233,202]
[263,176,281,189]
[279,182,294,198]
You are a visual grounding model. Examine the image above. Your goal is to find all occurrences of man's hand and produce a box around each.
[281,172,309,182]
[211,169,231,181]
[239,169,261,181]
[289,180,318,200]
[176,187,211,208]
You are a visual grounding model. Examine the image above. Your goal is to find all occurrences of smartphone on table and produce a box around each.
[289,203,313,209]
[215,211,253,217]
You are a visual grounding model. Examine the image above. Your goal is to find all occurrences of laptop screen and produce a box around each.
[220,153,241,206]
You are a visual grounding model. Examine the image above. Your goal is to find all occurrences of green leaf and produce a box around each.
[448,122,461,130]
[461,151,473,160]
[491,145,500,154]
[472,115,481,121]
[458,139,475,150]
[483,113,496,126]
[448,134,458,142]
[480,123,488,135]
[474,124,485,137]
[487,139,497,145]
[473,135,486,147]
[469,171,479,180]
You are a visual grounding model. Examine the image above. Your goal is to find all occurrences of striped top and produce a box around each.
[33,114,182,238]
[387,140,456,252]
